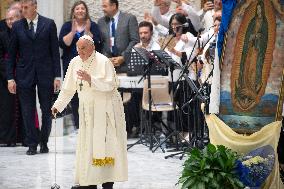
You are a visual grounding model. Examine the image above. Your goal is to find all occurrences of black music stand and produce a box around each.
[127,47,164,152]
[127,51,166,76]
[164,73,209,159]
[151,50,189,153]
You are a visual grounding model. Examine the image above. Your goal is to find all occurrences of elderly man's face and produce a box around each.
[6,10,21,29]
[76,39,95,61]
[159,1,170,15]
[22,1,37,20]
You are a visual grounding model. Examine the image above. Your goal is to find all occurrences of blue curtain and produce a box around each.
[217,0,237,58]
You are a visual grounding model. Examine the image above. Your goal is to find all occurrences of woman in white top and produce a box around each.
[165,13,198,141]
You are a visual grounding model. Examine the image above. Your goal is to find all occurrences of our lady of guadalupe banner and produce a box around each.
[219,0,284,133]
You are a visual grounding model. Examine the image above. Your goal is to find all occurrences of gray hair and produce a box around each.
[21,0,37,5]
[9,1,22,9]
[6,8,22,18]
[162,0,171,6]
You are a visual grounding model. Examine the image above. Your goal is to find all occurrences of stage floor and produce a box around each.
[0,133,183,189]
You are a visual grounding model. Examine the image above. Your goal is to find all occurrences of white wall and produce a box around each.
[66,0,201,23]
[37,0,64,35]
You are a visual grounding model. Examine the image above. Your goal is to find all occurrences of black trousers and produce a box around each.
[74,182,114,189]
[124,91,142,134]
[169,81,194,132]
[18,84,53,147]
[0,67,16,144]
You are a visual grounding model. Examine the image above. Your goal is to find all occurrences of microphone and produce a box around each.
[198,27,205,33]
[181,22,189,27]
[176,23,189,28]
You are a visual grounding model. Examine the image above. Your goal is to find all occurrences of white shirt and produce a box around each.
[135,38,161,51]
[196,29,216,64]
[152,24,169,42]
[181,3,202,31]
[165,39,182,82]
[27,14,39,33]
[198,9,214,33]
[151,6,173,28]
[198,34,216,84]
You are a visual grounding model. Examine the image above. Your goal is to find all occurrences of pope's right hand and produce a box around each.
[51,107,58,118]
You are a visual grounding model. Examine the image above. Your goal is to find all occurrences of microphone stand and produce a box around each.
[175,63,214,160]
[151,30,186,153]
[127,47,164,152]
[165,31,215,159]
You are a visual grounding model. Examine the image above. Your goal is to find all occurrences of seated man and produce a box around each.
[126,21,162,138]
[135,21,161,51]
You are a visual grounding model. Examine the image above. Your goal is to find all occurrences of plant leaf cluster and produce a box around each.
[178,144,244,189]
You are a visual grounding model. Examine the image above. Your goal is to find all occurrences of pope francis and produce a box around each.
[51,35,128,189]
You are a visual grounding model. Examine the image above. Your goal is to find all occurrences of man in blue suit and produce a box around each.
[6,0,61,155]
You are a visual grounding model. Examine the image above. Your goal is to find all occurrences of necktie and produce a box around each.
[30,21,35,38]
[111,18,118,56]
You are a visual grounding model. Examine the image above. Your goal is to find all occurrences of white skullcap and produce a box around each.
[79,35,94,45]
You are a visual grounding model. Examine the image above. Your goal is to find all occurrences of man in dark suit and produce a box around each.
[98,0,139,73]
[0,7,23,147]
[98,0,140,140]
[6,0,61,155]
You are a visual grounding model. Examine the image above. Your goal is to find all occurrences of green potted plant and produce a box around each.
[178,143,244,189]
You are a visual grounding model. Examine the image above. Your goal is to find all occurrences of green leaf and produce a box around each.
[210,179,219,188]
[206,172,214,179]
[233,178,245,187]
[207,143,216,154]
[217,157,225,170]
[178,176,189,184]
[200,158,206,169]
[196,182,206,189]
[200,176,209,183]
[181,177,196,189]
[179,143,242,189]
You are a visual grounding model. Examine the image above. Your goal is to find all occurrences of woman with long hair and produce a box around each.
[166,13,197,142]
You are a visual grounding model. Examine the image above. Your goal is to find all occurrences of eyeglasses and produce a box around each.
[171,23,182,28]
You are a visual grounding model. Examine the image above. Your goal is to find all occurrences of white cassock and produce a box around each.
[52,51,128,186]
